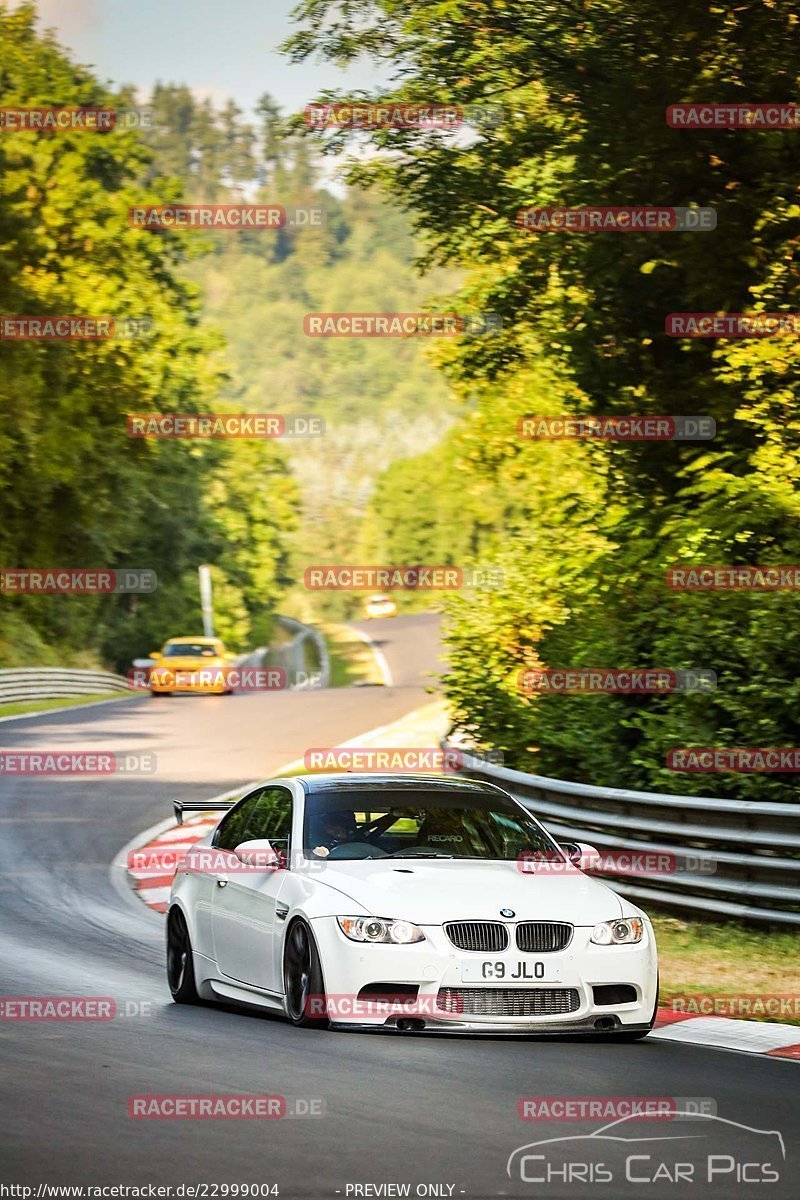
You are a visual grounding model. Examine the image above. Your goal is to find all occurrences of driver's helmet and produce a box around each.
[310,809,358,849]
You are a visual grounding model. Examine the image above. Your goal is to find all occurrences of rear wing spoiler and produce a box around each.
[173,798,238,826]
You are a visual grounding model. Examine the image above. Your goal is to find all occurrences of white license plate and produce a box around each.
[460,959,563,983]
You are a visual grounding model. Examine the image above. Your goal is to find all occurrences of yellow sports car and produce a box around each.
[148,637,237,696]
[363,593,397,619]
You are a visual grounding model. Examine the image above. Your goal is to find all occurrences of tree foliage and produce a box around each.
[0,4,298,668]
[141,86,457,614]
[288,0,800,798]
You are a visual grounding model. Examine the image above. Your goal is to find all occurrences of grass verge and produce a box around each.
[0,692,133,718]
[321,622,384,687]
[654,914,800,1024]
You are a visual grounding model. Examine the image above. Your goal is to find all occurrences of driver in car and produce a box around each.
[311,811,358,857]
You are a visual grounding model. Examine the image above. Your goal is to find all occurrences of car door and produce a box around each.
[210,785,293,992]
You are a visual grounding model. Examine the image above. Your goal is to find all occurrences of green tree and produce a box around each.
[293,0,800,797]
[0,3,299,669]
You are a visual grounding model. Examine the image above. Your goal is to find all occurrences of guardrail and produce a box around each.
[273,617,331,689]
[0,621,331,708]
[445,744,800,926]
[0,667,132,705]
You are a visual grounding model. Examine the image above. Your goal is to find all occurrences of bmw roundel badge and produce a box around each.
[500,908,515,918]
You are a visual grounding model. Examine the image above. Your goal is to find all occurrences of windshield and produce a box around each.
[302,788,563,861]
[163,642,220,657]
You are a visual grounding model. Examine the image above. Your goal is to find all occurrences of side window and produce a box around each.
[246,787,293,844]
[213,786,293,850]
[213,790,264,850]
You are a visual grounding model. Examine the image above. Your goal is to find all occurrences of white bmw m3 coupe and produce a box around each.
[167,773,658,1037]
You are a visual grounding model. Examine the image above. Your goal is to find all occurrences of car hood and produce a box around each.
[313,859,624,925]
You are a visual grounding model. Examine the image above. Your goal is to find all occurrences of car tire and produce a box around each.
[283,919,329,1029]
[167,908,200,1004]
[150,690,170,697]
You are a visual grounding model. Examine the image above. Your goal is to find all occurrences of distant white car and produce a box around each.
[167,774,658,1036]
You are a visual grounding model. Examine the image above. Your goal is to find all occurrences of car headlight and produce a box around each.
[337,916,426,945]
[590,918,644,945]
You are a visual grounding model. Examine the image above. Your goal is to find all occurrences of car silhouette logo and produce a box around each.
[507,1112,786,1182]
[500,908,515,918]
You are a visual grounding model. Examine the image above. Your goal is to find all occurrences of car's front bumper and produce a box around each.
[150,674,230,693]
[310,917,657,1033]
[331,1015,655,1036]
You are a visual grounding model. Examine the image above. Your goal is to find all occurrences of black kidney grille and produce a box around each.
[515,922,573,953]
[444,921,509,952]
[437,988,580,1017]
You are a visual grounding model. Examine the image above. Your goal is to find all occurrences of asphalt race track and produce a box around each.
[0,614,796,1198]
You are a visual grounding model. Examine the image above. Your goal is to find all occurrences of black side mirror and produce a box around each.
[560,841,583,865]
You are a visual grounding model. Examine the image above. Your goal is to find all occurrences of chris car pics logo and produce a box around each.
[507,1112,784,1186]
